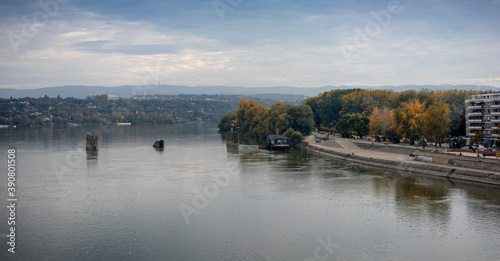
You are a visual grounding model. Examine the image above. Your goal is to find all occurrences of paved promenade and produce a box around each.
[304,134,500,186]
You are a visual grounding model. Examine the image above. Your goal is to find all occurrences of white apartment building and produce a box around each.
[465,92,500,140]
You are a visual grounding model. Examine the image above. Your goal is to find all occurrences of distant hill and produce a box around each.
[1,84,499,99]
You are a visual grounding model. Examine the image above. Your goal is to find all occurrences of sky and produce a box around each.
[0,0,499,89]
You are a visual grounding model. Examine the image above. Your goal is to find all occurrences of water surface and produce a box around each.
[0,124,499,260]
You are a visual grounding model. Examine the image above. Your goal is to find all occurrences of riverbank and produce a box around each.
[304,134,500,186]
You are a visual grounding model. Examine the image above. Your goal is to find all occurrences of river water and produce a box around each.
[0,123,499,261]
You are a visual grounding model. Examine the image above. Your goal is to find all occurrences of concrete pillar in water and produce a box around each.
[86,133,98,150]
[226,132,239,145]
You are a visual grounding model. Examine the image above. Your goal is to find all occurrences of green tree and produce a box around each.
[286,104,315,135]
[265,102,290,135]
[335,113,370,137]
[304,89,358,127]
[283,128,304,143]
[218,112,236,132]
[340,90,364,115]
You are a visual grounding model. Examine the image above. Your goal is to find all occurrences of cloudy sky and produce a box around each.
[1,0,499,89]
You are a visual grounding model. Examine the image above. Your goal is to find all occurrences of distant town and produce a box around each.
[0,93,305,126]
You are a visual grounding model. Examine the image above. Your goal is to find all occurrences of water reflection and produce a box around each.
[237,146,315,174]
[226,144,239,154]
[1,124,499,261]
[234,144,500,244]
[395,176,451,228]
[86,149,98,160]
[368,169,453,230]
[0,123,222,151]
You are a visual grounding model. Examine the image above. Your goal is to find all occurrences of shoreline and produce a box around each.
[304,134,500,186]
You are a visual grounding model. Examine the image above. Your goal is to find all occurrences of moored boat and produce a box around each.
[266,135,290,150]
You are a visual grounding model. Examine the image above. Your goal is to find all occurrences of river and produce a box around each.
[0,123,499,260]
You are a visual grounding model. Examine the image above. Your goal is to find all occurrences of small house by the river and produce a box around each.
[266,135,290,150]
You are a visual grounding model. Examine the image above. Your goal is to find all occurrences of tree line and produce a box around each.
[220,88,484,145]
[303,89,485,143]
[218,100,315,143]
[0,95,241,126]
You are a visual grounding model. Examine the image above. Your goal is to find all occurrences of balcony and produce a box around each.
[467,112,482,116]
[467,119,482,122]
[491,111,500,115]
[491,104,500,109]
[467,105,483,109]
[468,126,483,130]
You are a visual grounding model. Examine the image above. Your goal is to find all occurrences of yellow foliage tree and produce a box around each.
[470,131,484,145]
[369,107,395,137]
[423,100,451,146]
[394,99,425,141]
[236,99,265,132]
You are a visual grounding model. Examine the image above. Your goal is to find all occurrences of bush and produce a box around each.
[218,112,236,132]
[283,128,304,144]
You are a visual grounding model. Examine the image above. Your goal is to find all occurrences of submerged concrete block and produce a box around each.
[153,139,165,149]
[86,133,98,150]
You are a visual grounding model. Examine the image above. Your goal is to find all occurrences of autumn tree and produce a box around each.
[369,107,395,137]
[470,131,484,145]
[228,100,315,142]
[265,102,290,135]
[340,90,364,115]
[235,99,264,132]
[394,99,425,142]
[422,100,451,146]
[390,90,417,108]
[248,104,269,140]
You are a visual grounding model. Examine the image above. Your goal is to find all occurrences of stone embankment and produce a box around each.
[305,134,500,186]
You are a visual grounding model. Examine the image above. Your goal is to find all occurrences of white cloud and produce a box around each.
[1,1,500,89]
